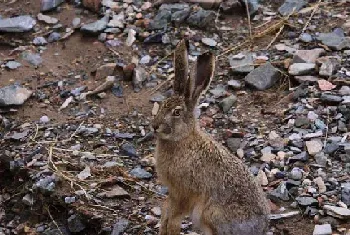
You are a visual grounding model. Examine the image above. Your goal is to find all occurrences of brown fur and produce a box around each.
[152,39,270,235]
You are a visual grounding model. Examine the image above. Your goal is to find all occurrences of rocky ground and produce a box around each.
[0,0,350,234]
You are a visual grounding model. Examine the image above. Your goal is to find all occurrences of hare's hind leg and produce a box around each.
[159,196,186,235]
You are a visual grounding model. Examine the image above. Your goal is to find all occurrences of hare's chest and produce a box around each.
[155,147,188,185]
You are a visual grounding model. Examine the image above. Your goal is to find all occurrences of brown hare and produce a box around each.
[152,39,270,235]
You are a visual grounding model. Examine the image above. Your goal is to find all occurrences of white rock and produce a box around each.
[314,176,327,193]
[289,63,316,76]
[313,224,332,235]
[306,140,323,155]
[324,205,350,219]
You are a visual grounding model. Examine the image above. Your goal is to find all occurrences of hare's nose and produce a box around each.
[152,124,159,132]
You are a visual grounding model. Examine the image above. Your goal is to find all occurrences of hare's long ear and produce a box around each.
[185,51,215,109]
[173,39,189,95]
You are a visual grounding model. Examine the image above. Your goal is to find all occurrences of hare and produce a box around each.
[152,39,270,235]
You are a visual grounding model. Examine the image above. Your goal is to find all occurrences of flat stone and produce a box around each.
[96,63,116,80]
[289,63,316,76]
[111,219,129,235]
[227,79,242,89]
[305,140,323,155]
[299,33,313,42]
[319,57,340,77]
[201,37,217,47]
[342,183,350,206]
[187,9,216,29]
[320,93,342,103]
[149,9,171,29]
[0,15,36,32]
[294,76,320,83]
[67,215,85,233]
[0,85,32,106]
[293,48,325,63]
[296,196,318,206]
[229,52,255,73]
[220,95,237,113]
[130,166,152,179]
[269,182,290,201]
[5,61,21,69]
[97,186,129,198]
[314,176,327,193]
[313,224,332,235]
[171,8,191,25]
[269,211,300,220]
[33,36,48,46]
[22,52,43,66]
[108,12,125,28]
[278,0,307,16]
[41,0,64,12]
[316,32,350,51]
[81,16,108,34]
[37,13,58,24]
[324,205,350,219]
[244,62,280,90]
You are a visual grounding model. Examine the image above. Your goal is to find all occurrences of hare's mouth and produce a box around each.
[155,124,172,135]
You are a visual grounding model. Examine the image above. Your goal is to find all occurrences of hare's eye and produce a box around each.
[172,109,181,116]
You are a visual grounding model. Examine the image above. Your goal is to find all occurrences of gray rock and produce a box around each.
[33,36,48,46]
[244,62,280,90]
[227,80,242,89]
[319,57,339,77]
[201,37,217,47]
[323,205,350,219]
[37,13,58,24]
[72,17,81,28]
[278,0,307,16]
[313,224,332,235]
[289,167,303,180]
[133,67,148,91]
[299,33,313,42]
[229,52,255,74]
[67,215,85,233]
[41,0,64,12]
[171,8,191,25]
[22,52,43,66]
[295,196,318,206]
[314,152,328,167]
[293,48,325,63]
[226,138,241,152]
[22,194,34,206]
[47,32,61,42]
[121,142,137,157]
[81,17,108,34]
[316,33,350,51]
[108,13,125,28]
[289,63,316,76]
[5,61,21,69]
[306,140,323,155]
[160,3,190,12]
[246,0,259,15]
[150,10,171,29]
[0,85,32,106]
[342,183,350,206]
[0,15,36,32]
[187,9,216,29]
[139,55,151,64]
[111,219,129,235]
[269,182,290,201]
[34,175,56,193]
[320,93,342,103]
[220,95,237,113]
[130,166,152,179]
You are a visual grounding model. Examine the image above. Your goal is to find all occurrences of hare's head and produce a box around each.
[152,39,215,141]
